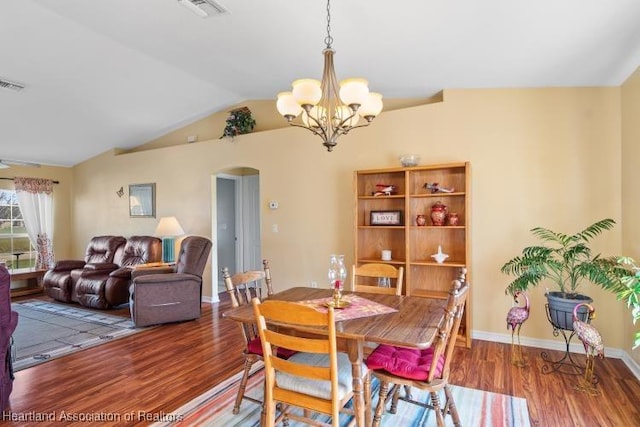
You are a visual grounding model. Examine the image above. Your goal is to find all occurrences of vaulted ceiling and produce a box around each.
[2,0,640,167]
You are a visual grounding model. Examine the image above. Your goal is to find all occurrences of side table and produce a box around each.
[9,269,47,297]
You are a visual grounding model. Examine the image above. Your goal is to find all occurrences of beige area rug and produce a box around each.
[153,362,531,426]
[11,300,148,371]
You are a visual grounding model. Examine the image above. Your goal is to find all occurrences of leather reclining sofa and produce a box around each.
[43,235,162,309]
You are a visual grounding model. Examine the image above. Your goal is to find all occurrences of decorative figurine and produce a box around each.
[506,291,530,367]
[424,182,455,193]
[573,303,603,396]
[372,184,397,196]
[431,245,449,264]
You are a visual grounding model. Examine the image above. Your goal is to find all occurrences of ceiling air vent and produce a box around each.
[0,77,25,93]
[178,0,228,18]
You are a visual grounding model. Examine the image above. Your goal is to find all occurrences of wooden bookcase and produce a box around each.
[354,162,471,347]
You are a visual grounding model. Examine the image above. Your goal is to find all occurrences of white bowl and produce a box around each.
[399,155,420,167]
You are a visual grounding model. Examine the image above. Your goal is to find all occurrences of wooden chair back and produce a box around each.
[222,266,270,346]
[252,299,347,426]
[351,263,404,296]
[427,277,469,383]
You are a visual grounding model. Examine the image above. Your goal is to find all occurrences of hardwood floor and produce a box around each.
[5,293,640,426]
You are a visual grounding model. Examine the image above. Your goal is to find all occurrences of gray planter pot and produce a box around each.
[546,291,593,331]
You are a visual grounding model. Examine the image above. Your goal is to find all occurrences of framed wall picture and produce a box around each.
[129,183,156,217]
[370,210,403,226]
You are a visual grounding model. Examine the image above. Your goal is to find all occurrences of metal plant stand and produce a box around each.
[540,303,597,383]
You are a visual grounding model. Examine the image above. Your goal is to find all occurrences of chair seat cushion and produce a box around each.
[276,352,366,401]
[247,337,297,359]
[365,344,444,381]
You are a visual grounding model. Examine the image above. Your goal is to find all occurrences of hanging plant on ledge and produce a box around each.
[220,106,256,139]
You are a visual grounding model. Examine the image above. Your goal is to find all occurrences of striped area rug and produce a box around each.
[154,362,531,426]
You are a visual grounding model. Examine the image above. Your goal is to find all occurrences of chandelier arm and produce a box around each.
[287,121,331,140]
[305,111,332,141]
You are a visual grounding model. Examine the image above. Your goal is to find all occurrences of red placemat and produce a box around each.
[299,294,398,322]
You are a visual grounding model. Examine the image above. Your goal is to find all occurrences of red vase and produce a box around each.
[430,201,447,226]
[446,213,459,226]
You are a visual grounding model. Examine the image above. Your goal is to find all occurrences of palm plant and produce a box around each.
[501,218,622,297]
[605,257,640,349]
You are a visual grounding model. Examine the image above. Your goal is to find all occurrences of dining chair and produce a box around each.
[222,260,295,414]
[351,263,404,296]
[365,271,469,427]
[252,298,369,427]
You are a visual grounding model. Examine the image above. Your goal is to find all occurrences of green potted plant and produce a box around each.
[607,257,640,349]
[220,106,256,139]
[501,218,623,331]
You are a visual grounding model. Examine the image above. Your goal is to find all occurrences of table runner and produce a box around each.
[299,294,398,321]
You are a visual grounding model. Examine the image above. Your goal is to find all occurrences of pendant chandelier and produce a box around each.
[276,0,383,152]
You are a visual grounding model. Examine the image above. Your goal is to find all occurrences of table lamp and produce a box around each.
[155,216,185,263]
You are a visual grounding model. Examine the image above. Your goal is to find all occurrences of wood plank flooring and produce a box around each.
[5,293,640,426]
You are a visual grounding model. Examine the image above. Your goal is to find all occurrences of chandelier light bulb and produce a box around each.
[276,92,303,120]
[339,78,370,108]
[358,92,384,120]
[292,79,322,107]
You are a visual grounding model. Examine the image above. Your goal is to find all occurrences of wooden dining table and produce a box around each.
[222,286,448,427]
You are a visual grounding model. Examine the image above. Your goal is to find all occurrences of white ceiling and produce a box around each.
[2,0,640,167]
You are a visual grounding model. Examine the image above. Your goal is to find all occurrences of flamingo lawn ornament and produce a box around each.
[573,303,603,395]
[506,291,530,367]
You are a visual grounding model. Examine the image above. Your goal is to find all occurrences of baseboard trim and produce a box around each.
[472,330,640,381]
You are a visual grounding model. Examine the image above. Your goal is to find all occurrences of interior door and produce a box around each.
[216,177,236,287]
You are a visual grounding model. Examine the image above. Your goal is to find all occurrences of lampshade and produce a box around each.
[358,92,384,120]
[155,216,185,237]
[339,78,369,107]
[276,92,303,119]
[292,79,322,106]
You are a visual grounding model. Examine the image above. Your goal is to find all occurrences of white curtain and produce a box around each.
[14,177,55,270]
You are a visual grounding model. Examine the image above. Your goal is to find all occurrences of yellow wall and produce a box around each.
[622,67,640,364]
[70,87,634,351]
[0,165,74,261]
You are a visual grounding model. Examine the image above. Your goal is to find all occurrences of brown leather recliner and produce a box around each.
[129,236,212,327]
[43,235,126,303]
[1,265,18,411]
[75,236,162,309]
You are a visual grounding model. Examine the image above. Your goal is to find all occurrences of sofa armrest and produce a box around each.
[132,273,199,286]
[83,262,119,272]
[131,266,174,280]
[109,267,133,279]
[50,260,86,271]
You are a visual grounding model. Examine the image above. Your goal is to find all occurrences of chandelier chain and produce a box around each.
[324,0,333,48]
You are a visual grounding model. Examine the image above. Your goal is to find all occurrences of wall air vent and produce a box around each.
[178,0,228,18]
[0,77,25,92]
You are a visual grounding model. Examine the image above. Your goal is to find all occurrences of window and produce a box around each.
[0,189,35,269]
